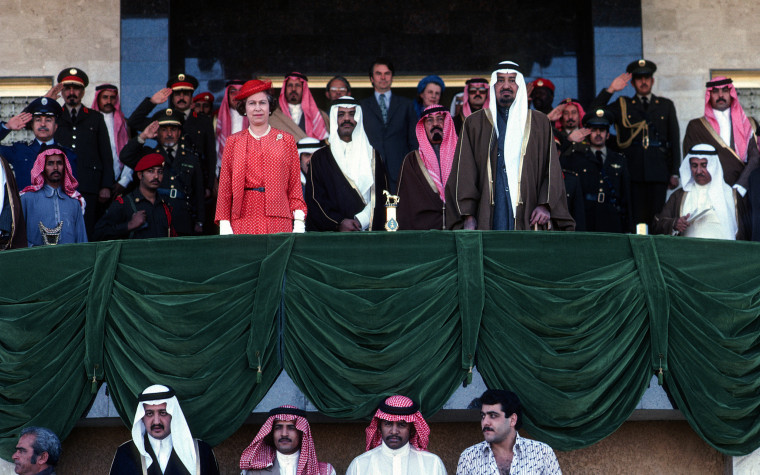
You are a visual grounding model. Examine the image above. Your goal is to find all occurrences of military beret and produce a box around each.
[151,108,184,127]
[193,92,214,103]
[529,78,555,92]
[166,73,198,91]
[135,152,165,172]
[626,59,657,76]
[24,97,63,118]
[57,67,89,87]
[582,108,613,129]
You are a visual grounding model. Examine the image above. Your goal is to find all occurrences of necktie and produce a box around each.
[641,96,649,111]
[378,94,388,125]
[166,146,174,158]
[595,150,604,164]
[71,108,77,121]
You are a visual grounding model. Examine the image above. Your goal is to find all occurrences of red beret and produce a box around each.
[193,92,214,103]
[234,79,272,102]
[135,153,165,172]
[530,78,555,92]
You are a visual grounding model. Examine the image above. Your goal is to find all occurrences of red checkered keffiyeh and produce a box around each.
[278,73,329,140]
[20,147,85,213]
[239,406,333,475]
[365,395,431,452]
[416,105,457,201]
[216,83,249,162]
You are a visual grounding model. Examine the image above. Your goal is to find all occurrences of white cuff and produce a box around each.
[355,204,372,230]
[733,184,747,197]
[292,210,305,233]
[219,220,233,235]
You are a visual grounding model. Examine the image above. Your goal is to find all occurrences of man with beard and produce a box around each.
[0,97,76,190]
[683,77,759,193]
[561,109,632,233]
[453,77,489,136]
[192,92,214,117]
[346,395,445,475]
[445,61,575,231]
[269,72,330,142]
[653,144,742,240]
[239,405,336,475]
[119,109,204,235]
[305,97,388,231]
[20,145,87,246]
[548,98,590,156]
[91,84,133,197]
[95,153,176,240]
[128,73,216,193]
[110,385,219,474]
[397,105,457,229]
[457,389,561,474]
[590,59,681,226]
[325,76,351,102]
[528,77,555,114]
[54,67,114,238]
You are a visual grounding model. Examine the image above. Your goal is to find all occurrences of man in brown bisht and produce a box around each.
[397,104,457,230]
[445,61,575,231]
[0,155,26,249]
[682,76,760,195]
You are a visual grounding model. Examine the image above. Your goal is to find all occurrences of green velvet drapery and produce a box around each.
[0,232,758,459]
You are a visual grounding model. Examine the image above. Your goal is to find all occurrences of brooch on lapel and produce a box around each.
[276,133,283,140]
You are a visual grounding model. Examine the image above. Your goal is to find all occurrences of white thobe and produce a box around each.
[345,442,447,475]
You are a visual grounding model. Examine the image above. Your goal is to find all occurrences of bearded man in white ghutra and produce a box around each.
[109,384,220,475]
[653,143,743,239]
[346,395,446,475]
[239,405,335,475]
[445,61,574,231]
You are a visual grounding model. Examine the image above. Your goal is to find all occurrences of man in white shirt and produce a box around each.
[91,84,133,196]
[346,395,446,475]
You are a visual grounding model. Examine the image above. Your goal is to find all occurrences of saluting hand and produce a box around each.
[44,84,64,100]
[6,112,32,130]
[568,128,591,143]
[151,88,173,105]
[546,104,565,122]
[607,73,631,93]
[140,121,160,140]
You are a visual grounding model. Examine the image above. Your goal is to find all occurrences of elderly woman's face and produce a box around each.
[421,83,442,107]
[245,92,270,126]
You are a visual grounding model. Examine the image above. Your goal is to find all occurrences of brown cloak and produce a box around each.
[683,117,760,189]
[652,188,745,239]
[0,156,26,250]
[444,108,575,230]
[397,151,446,230]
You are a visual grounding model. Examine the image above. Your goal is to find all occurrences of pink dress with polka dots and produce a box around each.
[215,127,307,234]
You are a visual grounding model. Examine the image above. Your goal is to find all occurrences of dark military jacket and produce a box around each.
[590,90,680,184]
[55,105,114,194]
[94,188,175,240]
[120,137,204,235]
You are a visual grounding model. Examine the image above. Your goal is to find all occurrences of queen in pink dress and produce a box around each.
[215,79,307,235]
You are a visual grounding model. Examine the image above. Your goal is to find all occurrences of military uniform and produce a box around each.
[561,169,586,231]
[94,189,174,240]
[127,74,216,188]
[590,59,680,226]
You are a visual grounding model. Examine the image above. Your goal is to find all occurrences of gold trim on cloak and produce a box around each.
[698,117,745,164]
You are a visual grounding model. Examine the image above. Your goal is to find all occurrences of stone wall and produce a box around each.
[641,0,760,144]
[0,0,120,107]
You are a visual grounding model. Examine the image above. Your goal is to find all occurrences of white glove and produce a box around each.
[292,210,305,233]
[219,220,233,235]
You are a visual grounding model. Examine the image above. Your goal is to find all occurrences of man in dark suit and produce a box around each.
[127,73,216,195]
[54,67,115,238]
[590,59,680,226]
[359,58,417,193]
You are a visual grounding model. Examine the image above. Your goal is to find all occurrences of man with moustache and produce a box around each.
[0,97,76,190]
[94,153,176,240]
[457,389,561,474]
[110,385,219,474]
[528,78,555,115]
[346,395,445,475]
[192,92,214,117]
[12,426,62,475]
[54,68,115,237]
[561,109,632,233]
[269,72,330,142]
[119,109,204,235]
[397,105,457,229]
[653,143,742,240]
[305,97,388,232]
[453,78,490,136]
[683,77,759,193]
[325,76,352,102]
[20,146,87,246]
[215,79,246,178]
[445,61,574,231]
[91,84,133,197]
[239,405,336,475]
[549,98,589,156]
[360,58,418,193]
[590,59,681,226]
[128,73,216,192]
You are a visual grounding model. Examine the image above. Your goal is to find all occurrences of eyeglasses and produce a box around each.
[330,87,348,92]
[468,87,488,94]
